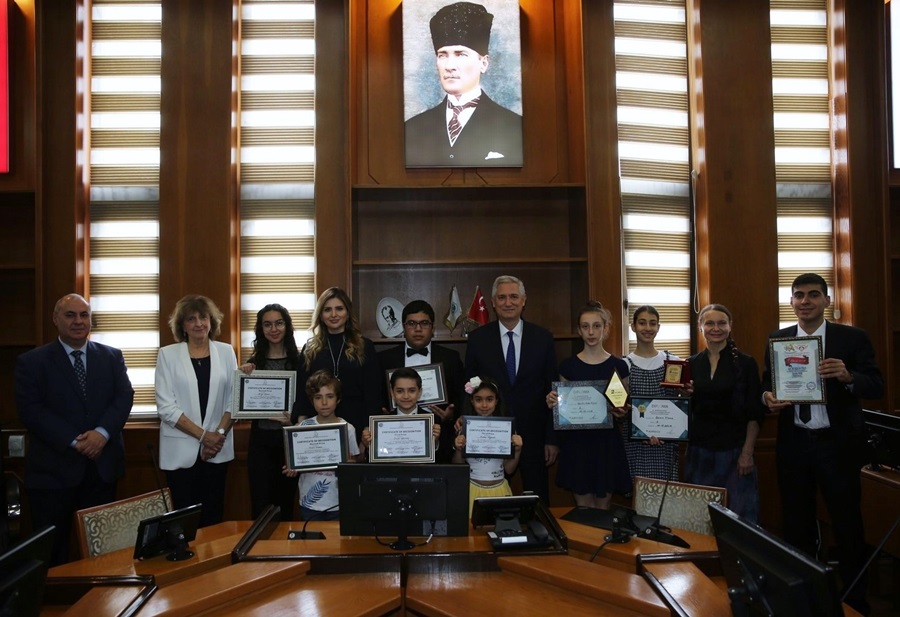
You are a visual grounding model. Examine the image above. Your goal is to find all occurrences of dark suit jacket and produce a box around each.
[761,322,883,446]
[464,320,558,447]
[405,92,523,167]
[15,340,134,489]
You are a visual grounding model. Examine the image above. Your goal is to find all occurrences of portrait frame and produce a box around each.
[283,423,350,472]
[368,414,436,463]
[768,335,826,404]
[385,363,448,409]
[231,370,296,420]
[462,415,515,458]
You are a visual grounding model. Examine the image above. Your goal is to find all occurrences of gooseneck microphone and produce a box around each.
[147,443,171,512]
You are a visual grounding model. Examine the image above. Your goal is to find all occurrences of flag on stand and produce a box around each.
[466,286,489,328]
[444,285,463,333]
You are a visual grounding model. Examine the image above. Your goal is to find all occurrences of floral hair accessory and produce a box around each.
[464,376,482,395]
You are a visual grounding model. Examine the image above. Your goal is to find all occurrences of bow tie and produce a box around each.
[407,347,428,357]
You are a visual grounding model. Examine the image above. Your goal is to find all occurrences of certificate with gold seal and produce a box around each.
[629,397,690,441]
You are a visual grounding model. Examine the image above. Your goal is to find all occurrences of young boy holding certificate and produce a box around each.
[284,370,361,521]
[360,368,442,456]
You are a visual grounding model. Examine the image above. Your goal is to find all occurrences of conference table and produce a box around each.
[41,507,859,616]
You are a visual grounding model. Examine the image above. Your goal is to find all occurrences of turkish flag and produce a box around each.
[467,286,489,327]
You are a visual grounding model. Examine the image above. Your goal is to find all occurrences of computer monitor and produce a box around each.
[864,409,900,471]
[708,503,843,617]
[337,463,469,550]
[133,503,202,561]
[0,526,54,617]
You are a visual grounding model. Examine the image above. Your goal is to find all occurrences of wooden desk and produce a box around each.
[861,466,900,558]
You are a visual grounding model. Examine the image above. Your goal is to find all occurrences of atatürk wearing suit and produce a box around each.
[15,339,134,563]
[762,321,883,608]
[465,320,557,502]
[405,93,523,167]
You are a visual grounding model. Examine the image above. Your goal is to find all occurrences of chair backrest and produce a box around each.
[632,476,727,536]
[75,488,172,558]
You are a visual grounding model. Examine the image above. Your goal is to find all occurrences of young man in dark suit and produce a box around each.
[378,300,464,462]
[762,273,883,614]
[404,1,523,167]
[465,275,558,503]
[15,294,134,564]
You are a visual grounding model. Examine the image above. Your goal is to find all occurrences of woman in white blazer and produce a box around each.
[156,295,236,526]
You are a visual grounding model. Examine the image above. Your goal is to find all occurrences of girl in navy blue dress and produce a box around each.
[546,301,631,509]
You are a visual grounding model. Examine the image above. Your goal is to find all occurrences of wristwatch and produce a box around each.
[216,427,226,436]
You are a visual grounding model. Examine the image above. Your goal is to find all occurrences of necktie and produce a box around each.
[72,350,87,399]
[447,97,480,145]
[506,331,517,385]
[407,347,428,358]
[799,403,811,424]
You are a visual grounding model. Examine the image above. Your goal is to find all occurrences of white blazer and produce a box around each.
[155,340,237,470]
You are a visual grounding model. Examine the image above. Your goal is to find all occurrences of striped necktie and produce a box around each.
[71,350,87,399]
[447,97,480,145]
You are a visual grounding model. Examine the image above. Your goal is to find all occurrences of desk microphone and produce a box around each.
[641,446,690,549]
[288,504,338,540]
[147,443,171,512]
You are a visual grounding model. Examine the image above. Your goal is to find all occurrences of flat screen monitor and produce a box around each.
[864,409,900,471]
[337,463,469,550]
[709,503,842,617]
[0,526,54,617]
[133,503,202,561]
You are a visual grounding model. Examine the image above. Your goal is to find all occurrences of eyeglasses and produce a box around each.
[404,320,433,329]
[262,320,286,330]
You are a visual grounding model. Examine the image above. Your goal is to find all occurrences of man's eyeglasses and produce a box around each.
[262,320,286,330]
[404,320,433,329]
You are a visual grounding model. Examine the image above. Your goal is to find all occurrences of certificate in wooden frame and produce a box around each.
[231,369,296,420]
[368,414,435,463]
[385,363,447,409]
[283,422,350,472]
[462,416,515,458]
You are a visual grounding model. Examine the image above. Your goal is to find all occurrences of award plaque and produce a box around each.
[603,370,629,408]
[629,397,690,442]
[283,422,350,471]
[385,363,447,409]
[768,336,826,403]
[462,416,515,458]
[231,370,296,420]
[660,359,691,388]
[368,414,435,463]
[552,381,613,430]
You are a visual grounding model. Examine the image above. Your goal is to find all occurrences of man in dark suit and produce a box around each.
[15,293,134,564]
[405,1,523,167]
[762,273,883,614]
[465,275,558,502]
[378,300,464,463]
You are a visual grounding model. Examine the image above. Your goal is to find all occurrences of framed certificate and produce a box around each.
[768,336,826,403]
[660,359,691,388]
[629,397,690,442]
[462,416,515,458]
[552,381,614,430]
[385,363,447,409]
[283,423,350,472]
[368,415,435,463]
[231,370,296,420]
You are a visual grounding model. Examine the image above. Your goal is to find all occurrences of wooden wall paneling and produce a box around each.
[37,0,78,334]
[832,0,892,411]
[0,0,35,192]
[158,0,236,340]
[581,0,625,351]
[315,0,351,294]
[687,0,779,365]
[560,0,584,183]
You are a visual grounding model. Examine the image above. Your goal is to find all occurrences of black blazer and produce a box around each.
[464,320,558,446]
[15,340,134,489]
[404,92,523,167]
[761,321,883,443]
[377,343,465,411]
